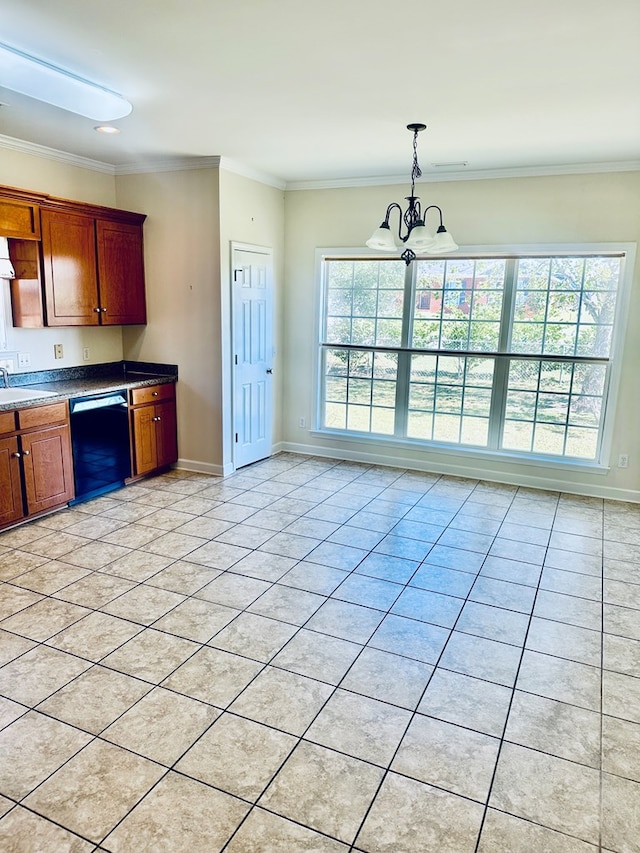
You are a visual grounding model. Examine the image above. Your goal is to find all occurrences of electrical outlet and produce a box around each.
[299,417,306,428]
[17,352,31,368]
[0,357,14,372]
[618,454,629,469]
[82,347,90,361]
[54,343,64,359]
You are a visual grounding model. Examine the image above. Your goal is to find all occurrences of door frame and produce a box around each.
[225,241,274,475]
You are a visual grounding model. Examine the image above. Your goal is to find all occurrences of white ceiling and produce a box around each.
[0,0,639,185]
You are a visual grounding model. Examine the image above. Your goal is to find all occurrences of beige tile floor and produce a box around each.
[0,453,639,852]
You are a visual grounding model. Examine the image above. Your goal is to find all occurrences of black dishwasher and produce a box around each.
[69,390,131,504]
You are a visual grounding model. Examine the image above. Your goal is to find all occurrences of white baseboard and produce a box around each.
[174,458,225,477]
[278,441,640,503]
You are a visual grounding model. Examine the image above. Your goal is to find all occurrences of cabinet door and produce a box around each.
[21,424,74,514]
[131,405,158,476]
[96,219,146,325]
[155,400,178,468]
[41,209,100,326]
[0,198,40,239]
[0,436,25,526]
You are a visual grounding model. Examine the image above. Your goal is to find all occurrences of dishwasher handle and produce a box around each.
[70,391,128,414]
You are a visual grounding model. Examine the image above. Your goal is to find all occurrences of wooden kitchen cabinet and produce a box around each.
[41,209,99,326]
[0,435,25,526]
[21,423,74,515]
[96,219,146,325]
[130,384,178,477]
[0,402,74,529]
[41,208,146,326]
[0,195,40,239]
[1,183,147,328]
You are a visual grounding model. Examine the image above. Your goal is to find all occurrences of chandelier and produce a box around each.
[366,123,458,265]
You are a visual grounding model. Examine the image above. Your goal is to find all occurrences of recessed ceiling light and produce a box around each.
[0,40,132,121]
[95,125,120,134]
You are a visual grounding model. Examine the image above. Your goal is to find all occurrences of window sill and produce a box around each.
[310,428,611,475]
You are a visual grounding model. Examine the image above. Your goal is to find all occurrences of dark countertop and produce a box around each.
[0,360,178,413]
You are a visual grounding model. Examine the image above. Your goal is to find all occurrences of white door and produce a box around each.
[232,247,273,469]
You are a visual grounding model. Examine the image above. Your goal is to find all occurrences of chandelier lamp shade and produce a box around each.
[366,123,458,265]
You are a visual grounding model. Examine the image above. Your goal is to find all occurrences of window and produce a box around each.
[319,251,629,463]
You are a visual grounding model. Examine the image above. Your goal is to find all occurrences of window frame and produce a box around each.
[313,243,636,471]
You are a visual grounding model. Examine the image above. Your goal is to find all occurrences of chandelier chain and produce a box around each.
[410,128,422,194]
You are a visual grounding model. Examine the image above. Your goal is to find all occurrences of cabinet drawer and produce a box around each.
[130,383,175,406]
[17,401,67,430]
[0,411,17,435]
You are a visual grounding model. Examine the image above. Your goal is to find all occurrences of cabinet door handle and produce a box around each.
[152,416,162,422]
[22,450,30,456]
[152,391,158,396]
[11,451,21,458]
[93,307,101,313]
[101,307,108,313]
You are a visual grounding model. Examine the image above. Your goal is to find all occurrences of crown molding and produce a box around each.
[0,132,115,174]
[1,132,638,190]
[114,156,222,175]
[219,156,285,190]
[286,159,640,190]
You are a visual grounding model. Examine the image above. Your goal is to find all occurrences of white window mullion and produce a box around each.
[487,258,517,450]
[394,263,416,438]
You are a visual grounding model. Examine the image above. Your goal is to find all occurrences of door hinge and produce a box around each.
[235,433,238,443]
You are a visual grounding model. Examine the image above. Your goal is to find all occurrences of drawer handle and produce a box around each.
[152,391,158,396]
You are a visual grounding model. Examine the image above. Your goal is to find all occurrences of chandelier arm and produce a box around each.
[423,204,444,227]
[382,202,405,240]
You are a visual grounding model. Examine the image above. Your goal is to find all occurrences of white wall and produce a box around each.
[218,169,285,471]
[3,140,639,498]
[117,168,222,471]
[283,172,640,500]
[0,148,124,370]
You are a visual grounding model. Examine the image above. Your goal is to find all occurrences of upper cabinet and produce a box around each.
[96,219,146,325]
[1,184,146,328]
[0,195,40,240]
[41,209,99,326]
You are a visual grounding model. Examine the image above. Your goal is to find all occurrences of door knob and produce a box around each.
[266,368,273,374]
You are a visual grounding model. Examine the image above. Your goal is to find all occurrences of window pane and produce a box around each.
[565,427,599,459]
[461,416,489,446]
[412,258,505,352]
[407,410,433,440]
[513,256,622,358]
[325,259,405,346]
[408,354,492,447]
[502,420,533,452]
[503,357,606,461]
[322,346,397,436]
[533,423,565,455]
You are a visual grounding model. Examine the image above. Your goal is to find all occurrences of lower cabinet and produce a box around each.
[130,383,178,477]
[0,435,24,526]
[0,403,74,529]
